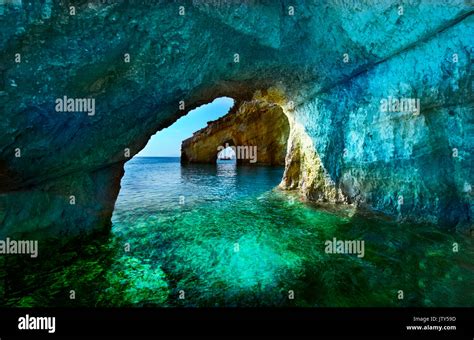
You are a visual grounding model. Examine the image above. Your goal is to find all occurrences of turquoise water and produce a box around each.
[1,157,472,307]
[109,157,474,307]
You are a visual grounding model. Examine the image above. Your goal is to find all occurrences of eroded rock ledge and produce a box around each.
[181,99,289,165]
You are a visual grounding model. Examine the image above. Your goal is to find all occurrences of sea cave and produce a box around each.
[0,1,473,312]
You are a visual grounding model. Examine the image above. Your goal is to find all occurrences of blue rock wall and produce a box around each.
[283,13,473,229]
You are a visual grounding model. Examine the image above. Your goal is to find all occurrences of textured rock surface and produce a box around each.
[280,11,474,230]
[0,1,472,237]
[181,97,289,165]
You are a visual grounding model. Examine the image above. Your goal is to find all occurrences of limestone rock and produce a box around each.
[181,98,289,165]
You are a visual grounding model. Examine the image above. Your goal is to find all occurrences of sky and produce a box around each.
[135,97,234,157]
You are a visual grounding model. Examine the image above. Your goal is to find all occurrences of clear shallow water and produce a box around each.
[110,158,474,307]
[1,157,473,307]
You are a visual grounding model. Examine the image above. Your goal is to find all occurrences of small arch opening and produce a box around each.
[216,145,237,164]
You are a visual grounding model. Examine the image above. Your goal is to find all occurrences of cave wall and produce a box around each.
[181,98,289,165]
[0,1,472,237]
[280,12,473,229]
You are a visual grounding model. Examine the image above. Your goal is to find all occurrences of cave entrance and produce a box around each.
[113,95,290,218]
[110,95,290,306]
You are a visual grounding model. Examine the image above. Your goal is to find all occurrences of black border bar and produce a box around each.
[0,307,473,338]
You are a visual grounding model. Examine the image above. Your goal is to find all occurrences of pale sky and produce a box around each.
[135,97,234,157]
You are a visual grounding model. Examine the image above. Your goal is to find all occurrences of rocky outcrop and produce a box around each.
[0,1,472,238]
[181,98,289,165]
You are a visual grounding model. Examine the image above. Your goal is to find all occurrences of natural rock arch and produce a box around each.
[181,98,290,166]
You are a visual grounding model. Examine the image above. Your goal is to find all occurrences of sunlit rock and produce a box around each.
[181,98,289,165]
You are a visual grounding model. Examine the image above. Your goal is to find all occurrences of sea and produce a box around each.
[1,157,472,307]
